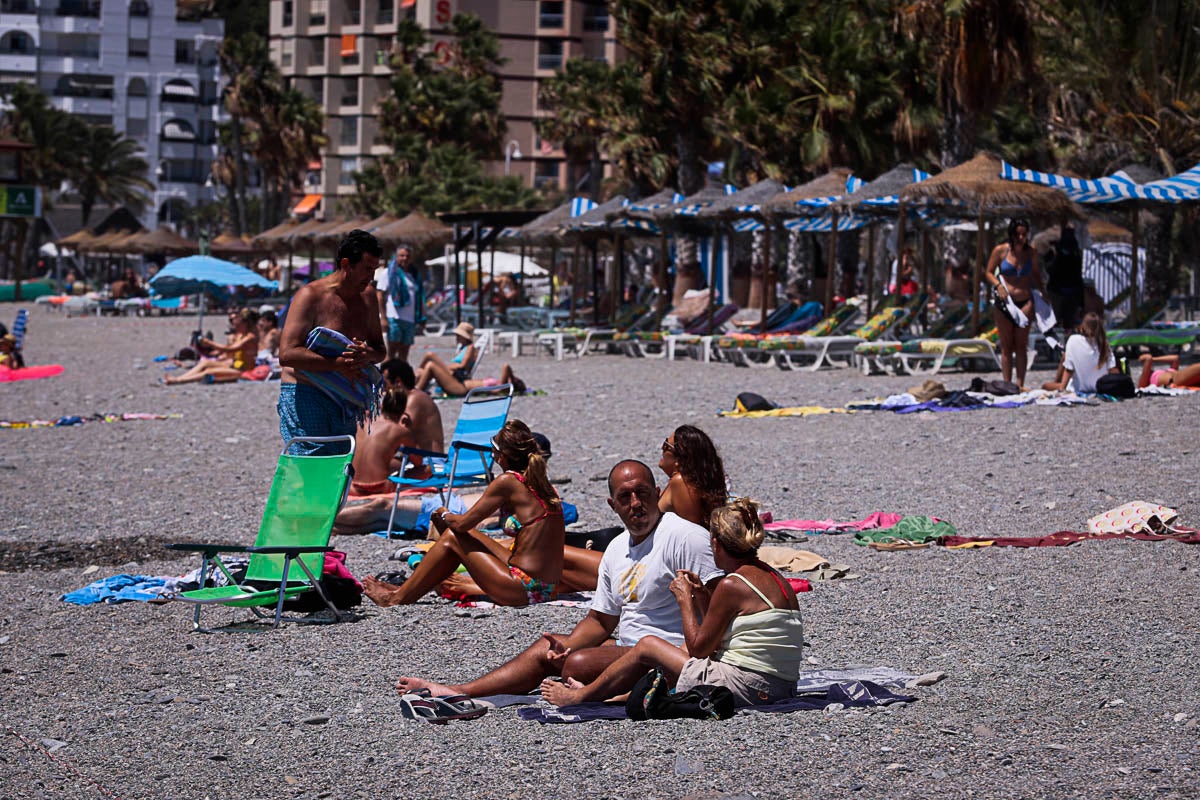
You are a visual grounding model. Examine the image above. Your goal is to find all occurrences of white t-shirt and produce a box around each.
[374,266,417,323]
[591,512,723,647]
[1062,333,1115,393]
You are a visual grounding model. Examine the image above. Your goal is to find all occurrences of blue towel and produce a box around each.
[62,574,171,605]
[298,326,384,426]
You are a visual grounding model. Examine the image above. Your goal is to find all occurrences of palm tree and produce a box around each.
[0,82,84,191]
[75,126,153,226]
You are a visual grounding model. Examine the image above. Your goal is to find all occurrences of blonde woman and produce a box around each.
[540,499,804,708]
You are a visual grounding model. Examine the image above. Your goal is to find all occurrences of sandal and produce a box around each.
[423,695,487,724]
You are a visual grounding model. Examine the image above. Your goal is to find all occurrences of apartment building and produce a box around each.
[269,0,619,216]
[0,0,224,231]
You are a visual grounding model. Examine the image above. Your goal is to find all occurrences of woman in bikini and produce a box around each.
[986,218,1047,389]
[541,498,804,709]
[658,424,728,530]
[1137,353,1200,390]
[164,308,259,385]
[414,321,528,395]
[362,419,565,607]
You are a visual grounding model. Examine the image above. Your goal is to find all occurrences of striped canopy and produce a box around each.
[1000,161,1200,203]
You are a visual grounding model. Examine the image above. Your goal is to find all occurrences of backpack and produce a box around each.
[735,392,778,413]
[625,668,735,721]
[1095,373,1136,399]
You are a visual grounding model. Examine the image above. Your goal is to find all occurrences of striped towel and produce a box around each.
[299,326,384,425]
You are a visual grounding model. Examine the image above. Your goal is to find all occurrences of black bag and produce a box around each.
[735,392,778,413]
[1095,373,1136,399]
[625,669,735,721]
[969,377,1021,396]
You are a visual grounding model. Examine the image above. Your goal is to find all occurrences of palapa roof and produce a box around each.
[1032,218,1135,253]
[127,226,198,255]
[210,233,264,257]
[78,229,139,253]
[278,216,338,248]
[313,215,373,245]
[56,228,98,250]
[253,218,304,249]
[374,210,452,248]
[563,196,630,235]
[696,179,785,221]
[762,168,853,214]
[656,184,729,220]
[833,164,924,213]
[900,152,1080,218]
[514,200,581,243]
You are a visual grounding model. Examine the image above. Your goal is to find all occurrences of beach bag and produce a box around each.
[735,392,777,413]
[282,550,362,611]
[969,377,1020,396]
[1095,373,1136,399]
[1087,502,1179,535]
[625,669,735,721]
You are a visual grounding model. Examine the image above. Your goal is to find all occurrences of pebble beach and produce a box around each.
[1,306,1198,800]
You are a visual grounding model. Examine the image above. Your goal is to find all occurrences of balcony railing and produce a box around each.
[55,1,101,17]
[0,0,36,13]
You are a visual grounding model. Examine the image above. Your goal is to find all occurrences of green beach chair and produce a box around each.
[167,435,356,631]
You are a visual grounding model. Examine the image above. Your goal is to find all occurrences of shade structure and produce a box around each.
[698,179,785,224]
[56,228,98,251]
[514,197,597,243]
[278,216,335,250]
[77,229,139,254]
[624,188,685,219]
[562,196,631,233]
[150,255,278,297]
[425,251,547,277]
[833,165,931,214]
[1032,218,1134,253]
[312,215,373,247]
[253,219,305,252]
[291,216,352,250]
[126,226,199,256]
[669,184,736,220]
[210,233,267,260]
[762,169,855,216]
[374,210,452,250]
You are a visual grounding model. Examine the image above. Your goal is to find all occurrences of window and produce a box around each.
[310,0,327,26]
[161,119,196,141]
[340,34,359,64]
[534,160,560,189]
[127,77,147,97]
[377,0,393,24]
[0,31,34,54]
[0,0,36,13]
[582,2,609,32]
[128,38,149,59]
[339,157,357,185]
[174,40,195,65]
[129,0,150,17]
[282,0,293,27]
[311,40,325,66]
[538,1,564,28]
[56,0,100,17]
[537,39,563,71]
[162,79,198,103]
[282,50,293,67]
[340,77,358,106]
[125,118,147,137]
[346,0,360,25]
[340,116,358,146]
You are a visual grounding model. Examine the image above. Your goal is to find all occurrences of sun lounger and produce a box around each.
[770,300,918,372]
[167,435,355,631]
[714,302,825,366]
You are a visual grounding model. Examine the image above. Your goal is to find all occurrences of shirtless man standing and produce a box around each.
[277,229,386,455]
[380,358,444,454]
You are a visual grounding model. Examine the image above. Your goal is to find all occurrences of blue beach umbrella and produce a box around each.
[149,255,278,331]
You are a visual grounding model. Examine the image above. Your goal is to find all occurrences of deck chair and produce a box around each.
[9,309,27,368]
[715,302,825,366]
[663,303,741,361]
[385,384,514,537]
[853,304,972,374]
[167,435,355,631]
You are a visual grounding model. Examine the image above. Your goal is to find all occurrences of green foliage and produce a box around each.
[74,126,153,225]
[364,13,542,214]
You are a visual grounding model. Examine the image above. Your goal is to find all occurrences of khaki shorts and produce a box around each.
[676,657,796,708]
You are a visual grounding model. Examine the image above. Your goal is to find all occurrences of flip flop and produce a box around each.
[399,694,439,722]
[423,695,487,724]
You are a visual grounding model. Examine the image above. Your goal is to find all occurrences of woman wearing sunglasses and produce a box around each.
[658,425,728,530]
[163,308,259,385]
[362,419,565,607]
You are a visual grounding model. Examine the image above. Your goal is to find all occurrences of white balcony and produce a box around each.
[38,54,101,75]
[0,53,36,71]
[38,14,101,35]
[52,95,112,115]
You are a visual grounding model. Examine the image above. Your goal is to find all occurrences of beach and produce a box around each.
[1,305,1197,799]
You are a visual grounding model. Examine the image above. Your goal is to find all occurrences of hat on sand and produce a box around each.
[453,322,475,340]
[908,379,947,403]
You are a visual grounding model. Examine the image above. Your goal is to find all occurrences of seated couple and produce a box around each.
[163,309,259,385]
[415,321,528,395]
[395,462,804,709]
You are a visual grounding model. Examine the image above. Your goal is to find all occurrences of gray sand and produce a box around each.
[1,306,1197,799]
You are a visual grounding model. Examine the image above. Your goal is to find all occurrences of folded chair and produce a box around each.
[385,384,514,537]
[167,435,355,632]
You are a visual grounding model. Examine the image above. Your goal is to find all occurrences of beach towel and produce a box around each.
[940,528,1200,548]
[0,412,180,430]
[853,516,957,547]
[764,512,907,536]
[719,404,851,419]
[1087,501,1178,535]
[298,327,384,426]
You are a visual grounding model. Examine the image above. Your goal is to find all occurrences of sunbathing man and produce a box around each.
[394,459,722,698]
[381,358,444,453]
[277,229,387,455]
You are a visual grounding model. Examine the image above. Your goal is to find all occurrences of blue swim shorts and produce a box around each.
[277,383,356,455]
[387,318,416,346]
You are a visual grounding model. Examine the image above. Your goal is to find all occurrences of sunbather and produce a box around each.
[0,333,18,368]
[986,217,1046,388]
[393,460,721,699]
[1041,313,1118,393]
[659,424,728,529]
[163,309,259,385]
[540,498,802,708]
[414,321,528,395]
[1137,353,1200,389]
[347,387,412,496]
[381,359,443,453]
[362,419,565,607]
[256,309,280,357]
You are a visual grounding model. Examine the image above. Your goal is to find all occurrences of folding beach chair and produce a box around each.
[385,384,514,537]
[770,299,918,371]
[167,435,355,632]
[9,309,27,368]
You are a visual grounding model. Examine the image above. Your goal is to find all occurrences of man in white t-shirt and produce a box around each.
[394,460,722,698]
[374,245,419,362]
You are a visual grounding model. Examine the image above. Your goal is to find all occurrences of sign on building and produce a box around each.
[0,186,42,218]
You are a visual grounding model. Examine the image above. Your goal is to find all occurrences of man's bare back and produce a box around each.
[352,416,414,488]
[402,388,444,452]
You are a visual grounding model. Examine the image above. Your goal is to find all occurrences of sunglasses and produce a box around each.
[661,439,674,454]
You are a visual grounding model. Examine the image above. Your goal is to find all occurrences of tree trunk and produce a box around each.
[675,129,705,196]
[230,115,248,236]
[1144,207,1175,303]
[940,95,976,168]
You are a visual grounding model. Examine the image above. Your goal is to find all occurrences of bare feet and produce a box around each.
[439,573,483,597]
[397,676,462,698]
[539,677,586,707]
[362,575,405,607]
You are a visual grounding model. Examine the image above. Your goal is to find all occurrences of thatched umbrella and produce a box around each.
[210,233,267,264]
[692,180,785,327]
[56,228,97,252]
[563,196,633,325]
[126,226,198,256]
[374,210,452,252]
[901,152,1079,332]
[253,218,304,253]
[833,164,927,315]
[513,199,581,245]
[763,169,855,312]
[312,215,373,248]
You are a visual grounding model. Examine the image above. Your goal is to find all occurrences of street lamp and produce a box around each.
[504,140,522,176]
[156,160,172,228]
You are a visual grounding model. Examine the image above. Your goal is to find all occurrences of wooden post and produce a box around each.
[971,208,986,334]
[1129,206,1141,310]
[453,223,462,326]
[518,240,526,307]
[707,235,716,334]
[825,211,839,311]
[548,242,557,311]
[569,242,580,325]
[866,224,876,318]
[613,235,625,325]
[12,219,27,301]
[759,224,771,329]
[590,240,600,326]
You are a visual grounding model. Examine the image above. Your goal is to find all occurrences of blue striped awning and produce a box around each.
[675,184,739,216]
[858,168,933,209]
[570,197,598,216]
[782,213,872,232]
[1139,163,1200,199]
[1000,161,1200,203]
[788,175,864,210]
[627,192,684,213]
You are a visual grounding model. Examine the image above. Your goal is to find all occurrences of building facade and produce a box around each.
[0,0,224,231]
[268,0,619,216]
